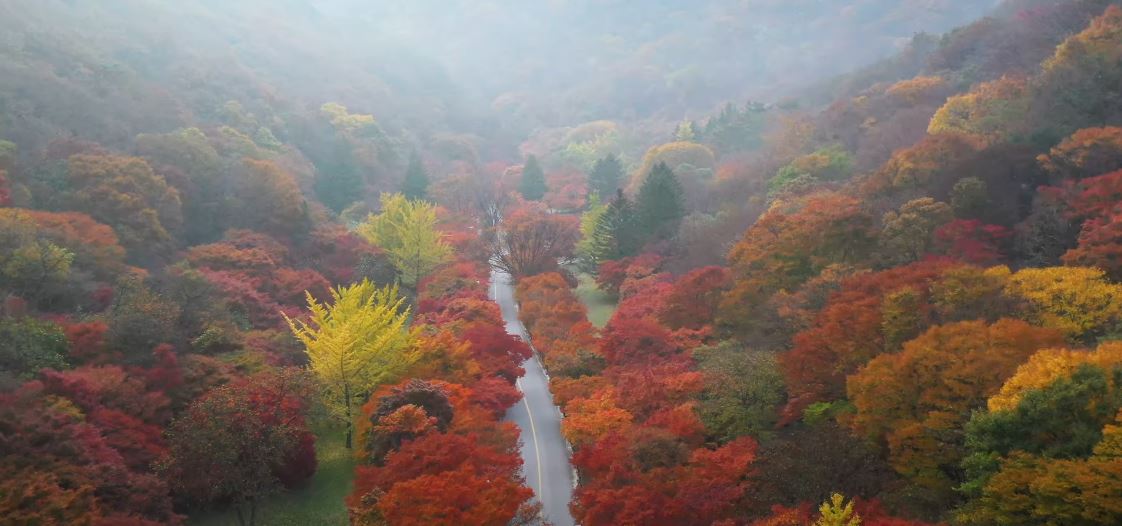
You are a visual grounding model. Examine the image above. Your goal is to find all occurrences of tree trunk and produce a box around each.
[344,384,353,449]
[413,247,422,289]
[236,506,246,526]
[249,497,257,526]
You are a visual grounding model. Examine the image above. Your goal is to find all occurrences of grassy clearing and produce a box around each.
[189,424,355,526]
[574,272,617,328]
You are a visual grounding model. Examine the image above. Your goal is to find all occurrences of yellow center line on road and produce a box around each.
[495,273,546,503]
[516,376,545,498]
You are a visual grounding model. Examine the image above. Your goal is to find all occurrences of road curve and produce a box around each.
[490,268,576,526]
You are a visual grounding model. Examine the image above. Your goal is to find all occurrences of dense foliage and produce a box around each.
[4,1,1122,525]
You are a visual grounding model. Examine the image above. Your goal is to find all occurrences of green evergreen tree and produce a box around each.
[590,190,639,263]
[675,120,696,142]
[588,153,623,199]
[401,152,430,201]
[519,155,547,201]
[313,140,364,213]
[636,161,685,241]
[699,101,769,152]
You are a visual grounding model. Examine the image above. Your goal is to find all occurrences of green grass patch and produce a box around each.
[575,272,617,328]
[188,424,355,526]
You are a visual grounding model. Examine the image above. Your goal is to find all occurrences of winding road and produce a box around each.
[490,268,576,526]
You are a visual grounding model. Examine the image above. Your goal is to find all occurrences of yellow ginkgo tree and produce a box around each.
[357,193,451,287]
[285,279,417,448]
[815,493,861,526]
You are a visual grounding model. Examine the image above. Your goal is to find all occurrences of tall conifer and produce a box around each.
[519,155,547,201]
[401,152,429,201]
[636,161,685,241]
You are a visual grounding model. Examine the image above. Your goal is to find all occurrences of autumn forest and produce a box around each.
[3,1,1122,525]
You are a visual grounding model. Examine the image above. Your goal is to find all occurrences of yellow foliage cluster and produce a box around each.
[930,265,1010,318]
[815,493,861,526]
[1004,266,1122,339]
[1043,5,1122,74]
[629,141,715,191]
[357,193,452,287]
[885,75,947,104]
[563,120,619,144]
[866,133,983,193]
[0,209,75,298]
[66,154,183,252]
[561,388,634,448]
[321,102,377,133]
[847,318,1064,493]
[285,280,417,444]
[989,342,1122,412]
[928,76,1029,143]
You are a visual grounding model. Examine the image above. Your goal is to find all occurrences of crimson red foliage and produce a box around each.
[934,219,1010,265]
[143,344,185,395]
[41,365,172,425]
[1053,170,1122,278]
[573,436,758,526]
[63,320,113,365]
[779,259,954,422]
[609,363,704,420]
[659,266,731,330]
[301,225,385,284]
[0,383,181,524]
[1062,169,1122,219]
[229,372,318,488]
[596,258,632,296]
[348,237,534,524]
[599,318,680,366]
[467,376,523,418]
[186,231,333,329]
[351,431,521,496]
[270,267,331,306]
[462,324,532,381]
[89,408,167,470]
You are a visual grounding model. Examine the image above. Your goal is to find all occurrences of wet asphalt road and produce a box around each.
[490,268,576,526]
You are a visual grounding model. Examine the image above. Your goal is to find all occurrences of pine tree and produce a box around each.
[588,153,623,198]
[519,155,547,201]
[313,141,364,213]
[590,190,639,263]
[401,152,430,201]
[636,161,685,241]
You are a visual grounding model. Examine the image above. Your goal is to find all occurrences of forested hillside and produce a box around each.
[3,0,1122,525]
